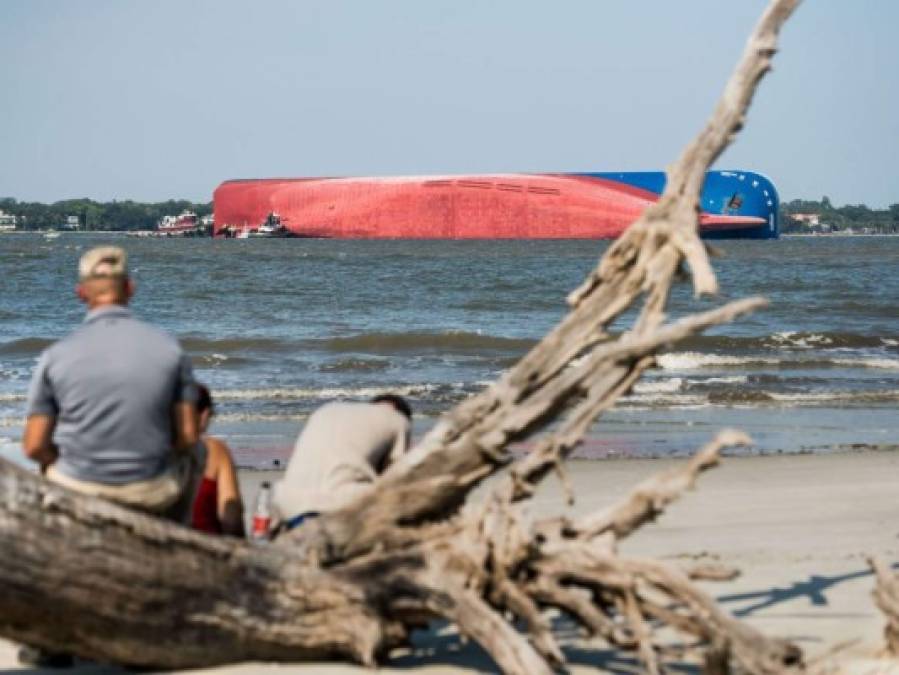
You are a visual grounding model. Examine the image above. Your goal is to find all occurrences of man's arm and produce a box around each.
[25,352,59,472]
[23,414,58,473]
[172,401,199,452]
[172,352,199,452]
[381,418,411,473]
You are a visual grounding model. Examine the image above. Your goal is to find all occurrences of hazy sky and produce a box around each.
[1,1,896,207]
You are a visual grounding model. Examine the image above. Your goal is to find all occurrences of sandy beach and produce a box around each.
[4,448,899,673]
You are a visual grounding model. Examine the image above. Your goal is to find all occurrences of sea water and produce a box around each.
[1,233,897,468]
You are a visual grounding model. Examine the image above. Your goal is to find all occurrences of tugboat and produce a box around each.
[157,210,200,236]
[249,212,291,238]
[220,212,291,238]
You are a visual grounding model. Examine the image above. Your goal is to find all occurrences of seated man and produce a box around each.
[272,394,412,531]
[23,246,199,519]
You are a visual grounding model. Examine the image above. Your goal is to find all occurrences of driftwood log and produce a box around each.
[0,0,803,672]
[870,557,899,657]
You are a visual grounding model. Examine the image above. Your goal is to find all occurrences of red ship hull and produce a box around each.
[213,173,772,239]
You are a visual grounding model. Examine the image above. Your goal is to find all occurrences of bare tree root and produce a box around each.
[0,0,804,672]
[0,431,801,673]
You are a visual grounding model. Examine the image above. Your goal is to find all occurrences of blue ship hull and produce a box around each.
[585,170,779,239]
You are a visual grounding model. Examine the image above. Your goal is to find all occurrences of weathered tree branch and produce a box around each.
[302,0,800,564]
[870,557,899,657]
[0,0,803,672]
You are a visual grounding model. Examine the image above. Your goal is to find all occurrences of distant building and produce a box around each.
[790,213,820,226]
[64,215,80,230]
[0,209,17,232]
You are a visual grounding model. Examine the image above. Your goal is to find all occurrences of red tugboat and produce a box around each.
[213,170,778,240]
[157,210,200,236]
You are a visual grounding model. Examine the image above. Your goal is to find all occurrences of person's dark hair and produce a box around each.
[371,393,412,420]
[196,383,214,415]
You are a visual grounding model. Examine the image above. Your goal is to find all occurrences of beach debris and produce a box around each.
[0,0,804,673]
[686,561,742,582]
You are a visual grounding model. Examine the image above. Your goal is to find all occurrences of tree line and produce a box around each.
[0,197,212,231]
[3,195,898,234]
[780,197,899,234]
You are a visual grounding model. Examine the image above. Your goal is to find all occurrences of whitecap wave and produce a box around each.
[689,375,749,385]
[768,390,899,403]
[622,393,707,407]
[658,351,899,371]
[769,331,834,349]
[632,377,683,394]
[830,357,899,370]
[216,412,310,423]
[657,353,781,370]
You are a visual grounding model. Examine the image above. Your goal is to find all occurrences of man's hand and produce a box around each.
[23,414,59,473]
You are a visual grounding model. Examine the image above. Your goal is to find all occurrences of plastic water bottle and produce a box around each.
[251,481,272,541]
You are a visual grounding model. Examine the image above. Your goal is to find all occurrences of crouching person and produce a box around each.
[271,394,412,535]
[23,246,200,520]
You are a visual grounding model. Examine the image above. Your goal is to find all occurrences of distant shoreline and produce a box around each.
[3,229,899,238]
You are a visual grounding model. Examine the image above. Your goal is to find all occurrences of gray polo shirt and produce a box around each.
[26,304,197,484]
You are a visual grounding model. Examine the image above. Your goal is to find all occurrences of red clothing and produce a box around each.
[191,476,221,534]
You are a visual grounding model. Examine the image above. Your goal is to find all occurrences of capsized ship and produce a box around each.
[213,170,778,239]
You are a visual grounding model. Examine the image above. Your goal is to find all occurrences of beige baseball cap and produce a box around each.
[78,246,128,280]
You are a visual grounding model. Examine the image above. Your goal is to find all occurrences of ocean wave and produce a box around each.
[767,390,899,404]
[622,387,899,408]
[311,331,536,353]
[216,412,310,423]
[217,408,447,424]
[319,357,391,373]
[632,377,683,394]
[194,352,254,368]
[658,352,899,371]
[180,336,292,354]
[830,357,899,370]
[621,393,707,407]
[456,298,562,312]
[0,393,26,403]
[688,375,749,385]
[0,337,54,356]
[706,390,775,404]
[766,331,876,350]
[213,383,446,402]
[657,353,780,370]
[0,368,31,385]
[180,331,537,357]
[677,331,894,352]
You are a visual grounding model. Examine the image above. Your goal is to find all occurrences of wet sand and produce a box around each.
[4,449,899,673]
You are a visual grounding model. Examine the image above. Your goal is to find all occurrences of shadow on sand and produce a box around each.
[715,562,899,618]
